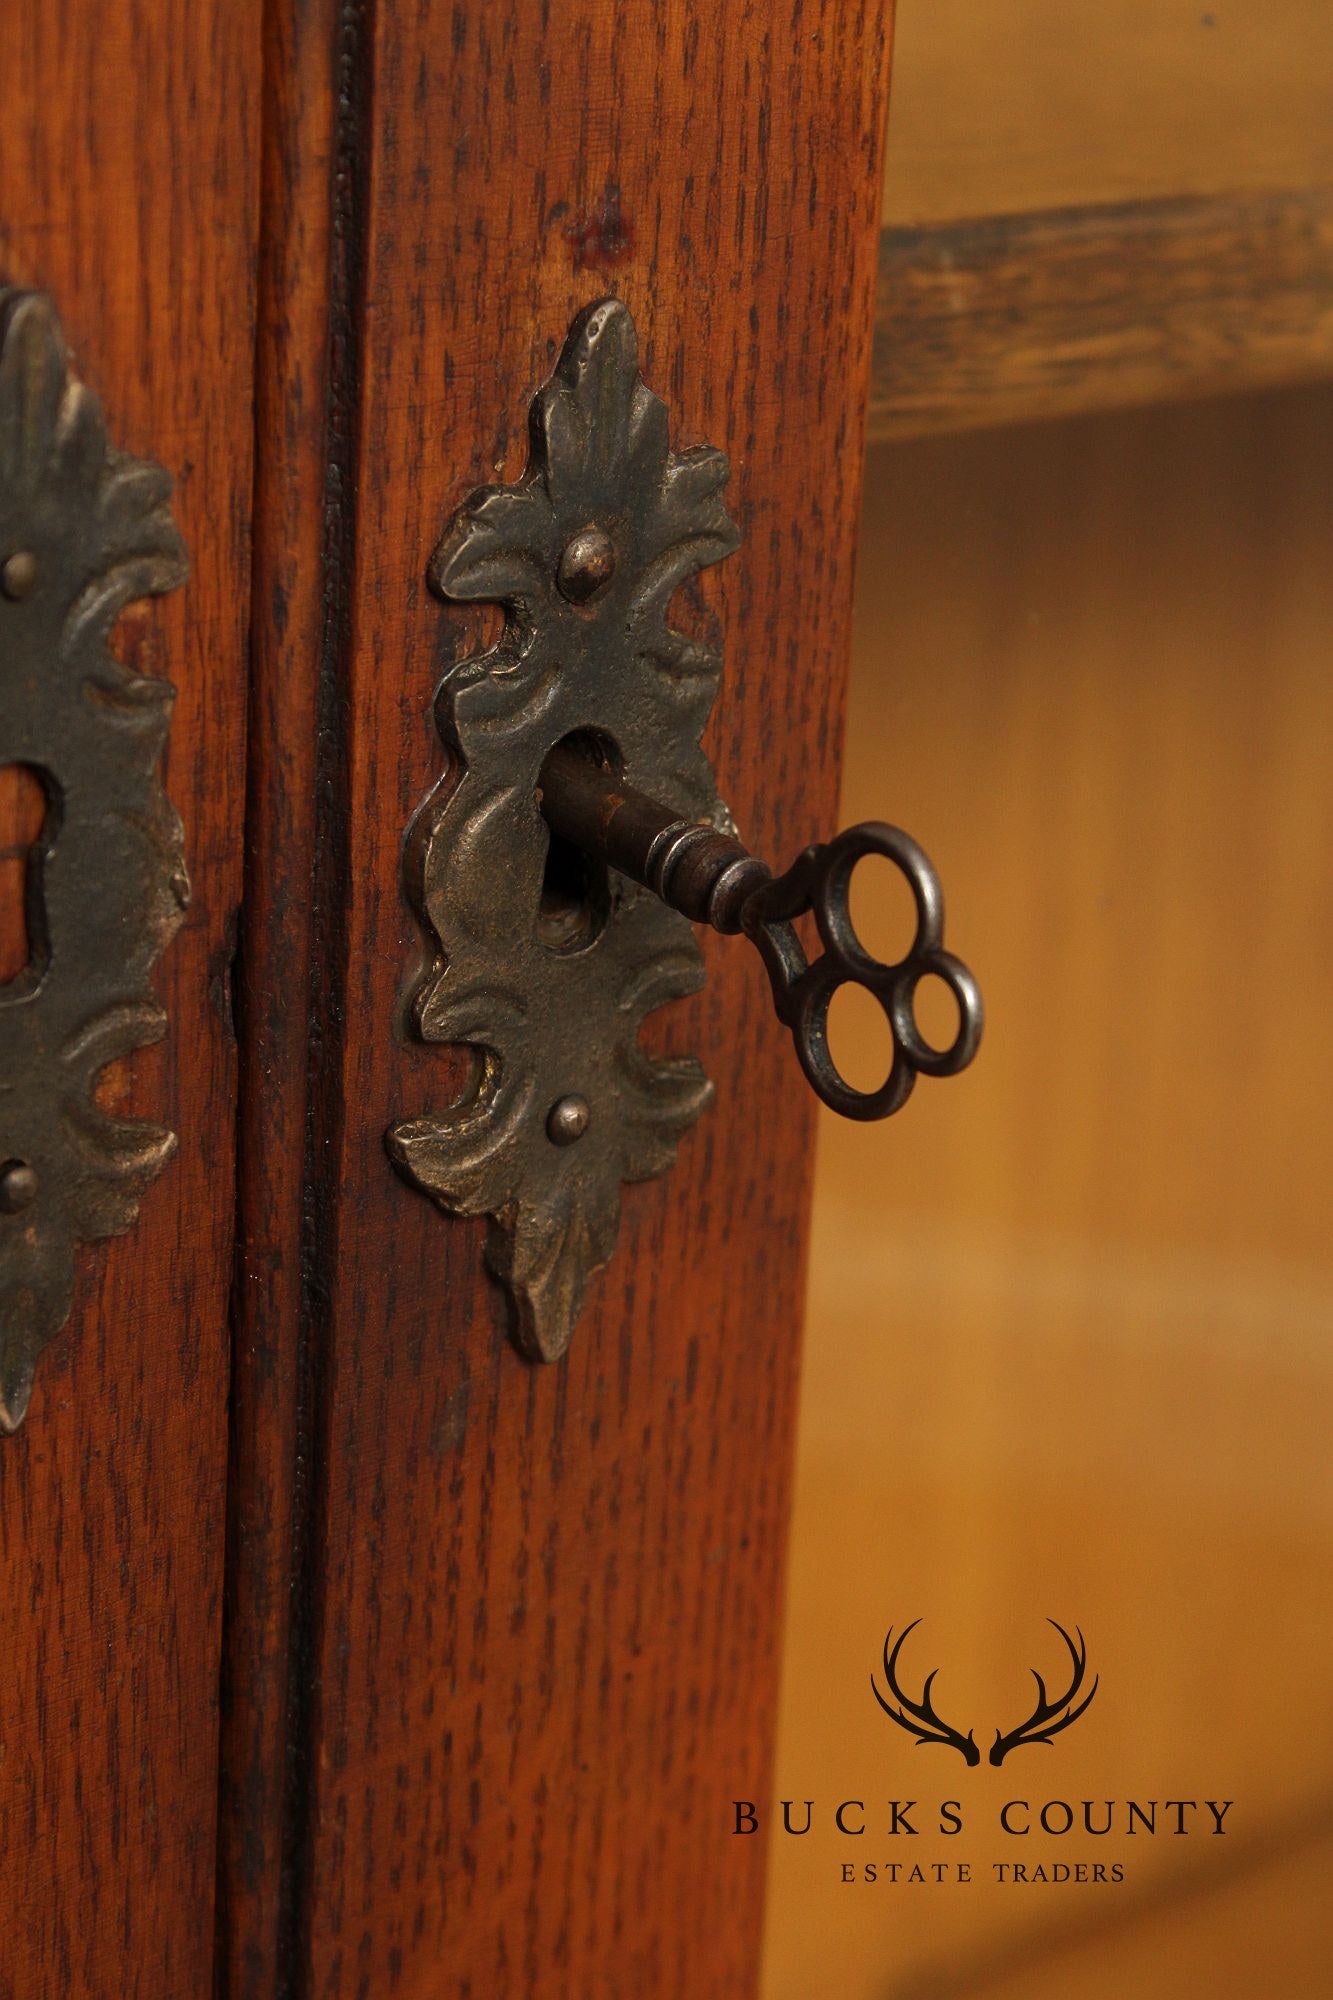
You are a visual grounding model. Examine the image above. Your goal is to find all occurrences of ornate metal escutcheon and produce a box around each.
[0,290,188,1433]
[390,298,981,1364]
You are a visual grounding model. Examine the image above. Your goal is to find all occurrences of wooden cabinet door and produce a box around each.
[218,2,896,1996]
[0,4,260,1995]
[3,5,894,1994]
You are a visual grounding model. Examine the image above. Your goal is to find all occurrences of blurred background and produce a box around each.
[762,3,1333,1994]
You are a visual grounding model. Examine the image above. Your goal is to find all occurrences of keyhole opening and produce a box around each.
[535,730,620,954]
[0,762,56,994]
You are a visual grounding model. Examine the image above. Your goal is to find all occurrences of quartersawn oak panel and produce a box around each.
[227,1,896,1993]
[0,2,259,1995]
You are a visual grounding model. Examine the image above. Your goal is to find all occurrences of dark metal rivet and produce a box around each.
[546,1094,590,1145]
[557,527,615,604]
[0,1160,38,1213]
[1,551,37,601]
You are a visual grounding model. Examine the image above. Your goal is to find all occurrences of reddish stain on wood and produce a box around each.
[563,182,637,270]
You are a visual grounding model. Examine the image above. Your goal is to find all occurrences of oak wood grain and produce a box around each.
[870,187,1333,439]
[0,3,260,1994]
[228,1,896,1993]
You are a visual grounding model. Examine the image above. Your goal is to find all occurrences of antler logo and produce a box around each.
[989,1620,1098,1765]
[871,1621,981,1765]
[872,1620,1098,1767]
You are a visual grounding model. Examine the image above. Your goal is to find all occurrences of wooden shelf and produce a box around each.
[869,184,1333,439]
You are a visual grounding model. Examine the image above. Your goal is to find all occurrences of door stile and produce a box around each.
[219,2,897,1994]
[0,3,263,1994]
[216,1,374,1993]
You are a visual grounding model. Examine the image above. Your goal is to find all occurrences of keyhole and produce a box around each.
[537,830,603,951]
[534,730,620,954]
[0,762,56,992]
